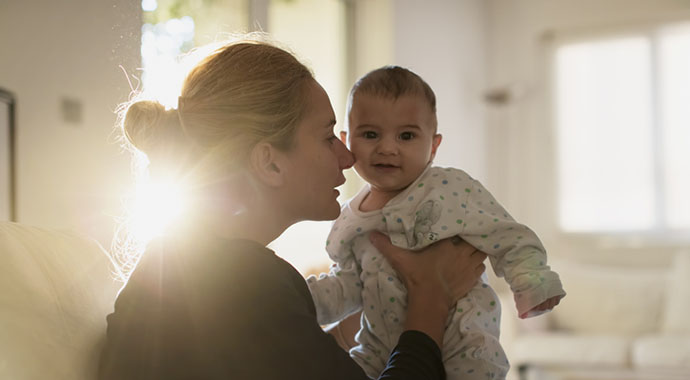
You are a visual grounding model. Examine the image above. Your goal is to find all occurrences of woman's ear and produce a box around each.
[249,142,286,187]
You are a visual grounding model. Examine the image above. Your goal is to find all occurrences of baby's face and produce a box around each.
[343,93,441,195]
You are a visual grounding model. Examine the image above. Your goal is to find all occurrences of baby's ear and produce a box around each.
[430,134,443,160]
[340,131,348,145]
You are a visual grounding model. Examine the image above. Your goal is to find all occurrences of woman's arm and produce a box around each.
[284,233,486,380]
[328,234,487,354]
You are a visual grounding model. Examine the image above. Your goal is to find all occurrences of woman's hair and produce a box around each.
[346,65,437,129]
[112,37,314,281]
[123,39,314,182]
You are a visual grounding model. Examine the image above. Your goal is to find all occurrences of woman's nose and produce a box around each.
[336,139,355,169]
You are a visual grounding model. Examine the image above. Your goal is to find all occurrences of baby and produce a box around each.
[307,66,565,380]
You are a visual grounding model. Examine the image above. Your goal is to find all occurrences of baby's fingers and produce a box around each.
[533,296,561,311]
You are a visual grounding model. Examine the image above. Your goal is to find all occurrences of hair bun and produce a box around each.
[123,100,181,157]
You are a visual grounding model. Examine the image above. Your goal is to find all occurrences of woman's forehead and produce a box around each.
[300,80,336,129]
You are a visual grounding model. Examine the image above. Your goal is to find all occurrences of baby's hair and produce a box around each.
[348,65,437,115]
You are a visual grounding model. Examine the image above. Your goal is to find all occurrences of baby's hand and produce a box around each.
[520,296,562,319]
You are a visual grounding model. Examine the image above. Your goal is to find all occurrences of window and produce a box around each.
[139,0,247,108]
[554,22,690,236]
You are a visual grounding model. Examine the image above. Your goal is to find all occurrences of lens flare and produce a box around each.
[129,179,186,243]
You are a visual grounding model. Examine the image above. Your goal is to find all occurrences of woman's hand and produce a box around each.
[369,232,487,346]
[370,232,486,308]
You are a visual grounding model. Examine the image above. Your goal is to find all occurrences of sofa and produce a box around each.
[0,221,121,380]
[499,253,690,380]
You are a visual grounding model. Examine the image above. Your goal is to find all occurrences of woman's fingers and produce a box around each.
[439,239,487,303]
[369,231,407,274]
[449,236,487,274]
[475,262,487,276]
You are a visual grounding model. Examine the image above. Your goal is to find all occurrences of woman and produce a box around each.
[99,37,487,380]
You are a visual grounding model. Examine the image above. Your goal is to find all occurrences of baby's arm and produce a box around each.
[306,247,363,326]
[459,179,566,318]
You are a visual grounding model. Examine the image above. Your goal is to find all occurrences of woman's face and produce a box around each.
[281,80,355,222]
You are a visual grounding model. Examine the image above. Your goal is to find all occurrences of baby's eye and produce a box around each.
[363,131,378,139]
[399,132,415,140]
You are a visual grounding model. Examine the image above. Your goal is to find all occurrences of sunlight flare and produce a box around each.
[129,179,187,242]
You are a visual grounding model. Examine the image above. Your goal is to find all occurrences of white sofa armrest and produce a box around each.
[0,222,122,380]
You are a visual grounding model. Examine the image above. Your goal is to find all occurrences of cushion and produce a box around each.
[0,222,121,380]
[549,260,666,335]
[662,252,690,334]
[511,333,630,367]
[632,335,690,370]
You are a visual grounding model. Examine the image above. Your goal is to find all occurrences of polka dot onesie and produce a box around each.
[307,166,566,380]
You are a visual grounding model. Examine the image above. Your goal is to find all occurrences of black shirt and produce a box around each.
[99,231,444,380]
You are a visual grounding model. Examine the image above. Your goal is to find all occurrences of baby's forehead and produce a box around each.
[349,92,434,120]
[347,94,437,133]
[353,90,429,105]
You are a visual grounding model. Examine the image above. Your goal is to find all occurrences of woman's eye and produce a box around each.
[327,135,338,144]
[400,132,414,140]
[363,131,378,139]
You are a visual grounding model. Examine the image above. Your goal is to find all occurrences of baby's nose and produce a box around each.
[376,138,399,155]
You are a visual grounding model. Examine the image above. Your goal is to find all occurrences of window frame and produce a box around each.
[0,88,16,222]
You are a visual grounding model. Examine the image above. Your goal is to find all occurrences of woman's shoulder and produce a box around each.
[210,238,299,279]
[114,234,313,326]
[123,234,303,300]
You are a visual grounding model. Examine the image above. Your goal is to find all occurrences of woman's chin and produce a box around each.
[328,206,342,220]
[300,198,342,222]
[316,203,341,221]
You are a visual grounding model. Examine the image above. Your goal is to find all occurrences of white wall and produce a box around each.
[0,0,141,244]
[347,0,487,180]
[485,0,690,266]
[392,0,488,180]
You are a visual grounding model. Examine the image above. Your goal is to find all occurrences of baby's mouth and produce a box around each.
[374,163,399,168]
[373,163,400,170]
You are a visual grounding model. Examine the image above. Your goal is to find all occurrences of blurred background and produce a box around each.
[1,1,690,379]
